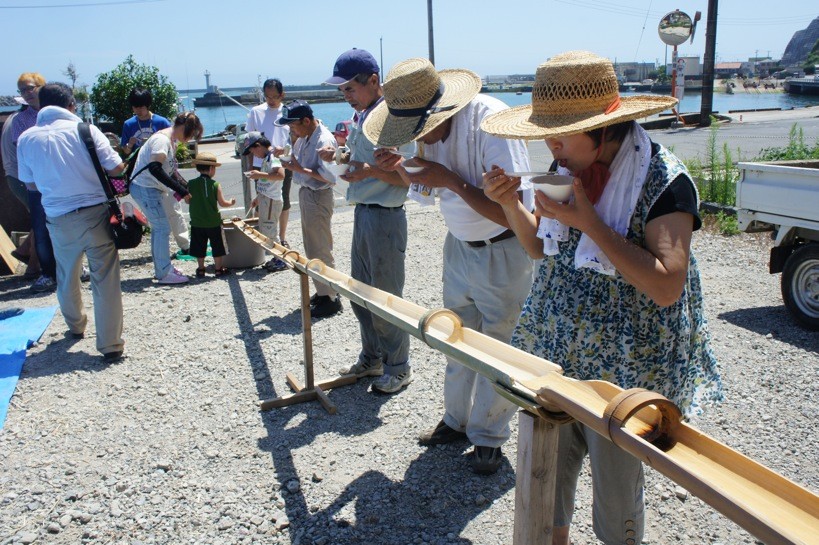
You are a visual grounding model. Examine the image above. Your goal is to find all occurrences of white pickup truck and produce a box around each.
[735,160,819,330]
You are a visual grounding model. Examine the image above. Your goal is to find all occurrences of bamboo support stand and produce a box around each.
[231,219,819,545]
[249,231,359,414]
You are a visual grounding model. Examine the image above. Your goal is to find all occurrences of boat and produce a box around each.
[193,70,261,108]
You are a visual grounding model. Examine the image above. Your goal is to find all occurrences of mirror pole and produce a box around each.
[700,0,718,127]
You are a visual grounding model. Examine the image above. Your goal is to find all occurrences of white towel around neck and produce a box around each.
[536,121,652,275]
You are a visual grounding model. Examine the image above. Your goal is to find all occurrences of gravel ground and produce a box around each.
[0,203,817,545]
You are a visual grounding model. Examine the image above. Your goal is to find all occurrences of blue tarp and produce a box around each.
[0,307,56,429]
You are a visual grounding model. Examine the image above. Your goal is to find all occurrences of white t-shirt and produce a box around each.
[17,106,121,217]
[246,103,290,168]
[131,132,176,190]
[255,152,283,201]
[424,96,534,241]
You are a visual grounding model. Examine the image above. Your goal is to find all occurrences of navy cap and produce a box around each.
[241,131,265,155]
[274,100,314,126]
[324,48,380,85]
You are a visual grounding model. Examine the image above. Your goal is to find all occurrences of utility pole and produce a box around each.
[427,0,435,65]
[700,0,718,127]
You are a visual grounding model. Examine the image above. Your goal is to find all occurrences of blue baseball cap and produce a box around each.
[324,48,380,85]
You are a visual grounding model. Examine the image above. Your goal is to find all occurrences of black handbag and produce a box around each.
[78,123,146,250]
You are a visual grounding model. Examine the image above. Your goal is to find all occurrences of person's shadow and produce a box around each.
[224,270,514,544]
[718,306,819,354]
[295,444,514,544]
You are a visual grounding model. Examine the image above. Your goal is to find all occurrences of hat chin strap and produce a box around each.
[388,83,457,136]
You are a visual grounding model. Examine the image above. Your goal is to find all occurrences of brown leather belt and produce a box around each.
[465,229,516,248]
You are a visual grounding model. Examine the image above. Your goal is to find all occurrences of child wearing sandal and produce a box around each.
[186,152,235,277]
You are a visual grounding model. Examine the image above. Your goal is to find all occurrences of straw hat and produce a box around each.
[191,151,222,167]
[362,58,482,147]
[480,51,678,140]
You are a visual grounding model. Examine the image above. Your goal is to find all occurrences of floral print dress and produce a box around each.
[513,145,723,417]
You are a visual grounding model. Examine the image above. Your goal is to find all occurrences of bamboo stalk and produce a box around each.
[230,219,819,545]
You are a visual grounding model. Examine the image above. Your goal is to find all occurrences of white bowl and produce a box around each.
[403,159,424,174]
[279,154,292,162]
[324,161,350,177]
[531,174,574,202]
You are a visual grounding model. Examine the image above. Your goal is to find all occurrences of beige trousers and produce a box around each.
[299,186,336,297]
[46,204,124,355]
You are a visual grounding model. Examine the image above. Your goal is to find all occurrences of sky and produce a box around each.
[0,0,816,94]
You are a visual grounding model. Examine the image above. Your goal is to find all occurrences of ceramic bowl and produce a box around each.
[324,161,350,177]
[531,174,575,202]
[403,159,424,174]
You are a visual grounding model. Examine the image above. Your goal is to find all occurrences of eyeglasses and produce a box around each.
[18,84,39,94]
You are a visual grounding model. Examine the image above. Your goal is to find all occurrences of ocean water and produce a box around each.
[186,90,819,136]
[4,89,817,137]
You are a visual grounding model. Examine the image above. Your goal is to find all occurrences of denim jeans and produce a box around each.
[130,184,172,279]
[26,190,56,279]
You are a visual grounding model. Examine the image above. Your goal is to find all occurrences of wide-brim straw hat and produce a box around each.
[191,151,222,167]
[363,57,482,147]
[481,50,678,140]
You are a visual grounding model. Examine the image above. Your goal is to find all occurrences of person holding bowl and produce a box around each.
[130,112,203,284]
[480,51,723,545]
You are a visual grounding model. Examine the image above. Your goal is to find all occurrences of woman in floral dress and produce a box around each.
[481,51,723,545]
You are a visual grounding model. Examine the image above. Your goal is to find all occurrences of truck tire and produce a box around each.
[781,243,819,331]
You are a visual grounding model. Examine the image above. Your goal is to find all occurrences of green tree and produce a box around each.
[90,55,178,130]
[803,39,819,75]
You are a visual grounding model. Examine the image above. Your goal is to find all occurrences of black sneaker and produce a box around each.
[311,296,343,318]
[470,446,503,475]
[418,419,468,446]
[103,351,123,363]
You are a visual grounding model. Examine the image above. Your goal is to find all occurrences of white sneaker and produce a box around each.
[158,270,189,284]
[80,266,90,282]
[372,370,413,394]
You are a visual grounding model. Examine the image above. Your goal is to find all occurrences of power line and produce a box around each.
[0,0,164,8]
[553,0,814,25]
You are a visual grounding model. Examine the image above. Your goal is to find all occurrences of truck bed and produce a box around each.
[736,160,819,228]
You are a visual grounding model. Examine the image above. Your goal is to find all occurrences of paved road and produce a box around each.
[528,106,819,169]
[188,106,819,218]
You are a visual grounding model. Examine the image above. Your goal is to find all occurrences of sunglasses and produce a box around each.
[18,84,39,94]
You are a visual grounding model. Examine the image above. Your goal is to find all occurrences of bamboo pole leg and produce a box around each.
[300,272,315,390]
[514,410,560,545]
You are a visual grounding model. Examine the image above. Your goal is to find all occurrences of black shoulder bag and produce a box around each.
[78,122,146,250]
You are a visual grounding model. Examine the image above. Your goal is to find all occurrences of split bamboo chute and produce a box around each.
[230,218,819,545]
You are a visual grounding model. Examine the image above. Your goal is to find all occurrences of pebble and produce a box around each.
[0,209,815,545]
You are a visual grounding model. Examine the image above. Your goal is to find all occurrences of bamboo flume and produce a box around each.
[230,219,818,545]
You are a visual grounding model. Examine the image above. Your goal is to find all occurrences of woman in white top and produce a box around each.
[130,112,203,284]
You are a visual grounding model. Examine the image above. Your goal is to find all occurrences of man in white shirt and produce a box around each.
[369,58,535,475]
[246,79,292,246]
[17,83,126,363]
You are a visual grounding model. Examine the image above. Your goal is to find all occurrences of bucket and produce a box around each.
[221,219,265,269]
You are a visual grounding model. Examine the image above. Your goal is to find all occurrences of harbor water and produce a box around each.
[185,89,819,137]
[3,89,817,137]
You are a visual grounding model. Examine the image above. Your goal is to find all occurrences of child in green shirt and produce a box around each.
[186,152,236,277]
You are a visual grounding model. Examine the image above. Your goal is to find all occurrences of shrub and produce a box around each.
[90,56,178,131]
